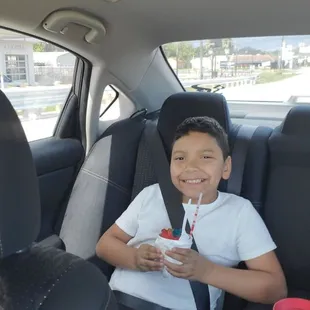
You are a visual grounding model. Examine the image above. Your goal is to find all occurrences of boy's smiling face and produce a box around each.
[170,131,231,204]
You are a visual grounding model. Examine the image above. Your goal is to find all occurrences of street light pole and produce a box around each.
[200,40,204,79]
[234,43,238,77]
[279,36,284,71]
[176,43,179,75]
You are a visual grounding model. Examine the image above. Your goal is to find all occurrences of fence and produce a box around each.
[34,66,74,85]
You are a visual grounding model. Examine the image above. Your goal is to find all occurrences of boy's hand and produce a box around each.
[164,248,214,282]
[135,244,163,272]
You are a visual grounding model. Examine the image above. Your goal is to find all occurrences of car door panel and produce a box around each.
[30,137,84,241]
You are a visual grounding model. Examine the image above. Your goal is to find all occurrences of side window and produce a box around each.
[0,29,76,141]
[99,85,119,121]
[99,85,135,122]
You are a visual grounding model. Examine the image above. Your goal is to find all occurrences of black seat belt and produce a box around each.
[226,125,257,196]
[145,121,210,310]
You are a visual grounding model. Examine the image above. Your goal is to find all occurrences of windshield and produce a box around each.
[162,35,310,127]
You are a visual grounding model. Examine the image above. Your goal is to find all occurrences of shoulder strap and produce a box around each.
[145,121,185,229]
[226,125,257,196]
[145,121,210,310]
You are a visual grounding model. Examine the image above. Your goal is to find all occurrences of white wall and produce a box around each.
[191,55,228,70]
[0,40,35,85]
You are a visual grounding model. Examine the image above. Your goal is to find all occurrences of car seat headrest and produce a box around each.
[0,90,40,258]
[281,105,310,136]
[157,92,231,156]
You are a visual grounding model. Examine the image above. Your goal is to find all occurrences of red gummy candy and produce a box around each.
[160,229,169,238]
[160,228,181,240]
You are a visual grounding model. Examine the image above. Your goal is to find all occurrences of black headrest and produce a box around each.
[157,92,231,154]
[281,106,310,136]
[0,91,40,258]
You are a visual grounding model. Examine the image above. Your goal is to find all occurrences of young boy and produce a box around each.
[96,116,287,310]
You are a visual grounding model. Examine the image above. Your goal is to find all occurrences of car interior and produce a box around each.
[0,0,310,309]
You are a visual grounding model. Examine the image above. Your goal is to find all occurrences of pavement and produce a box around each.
[221,68,310,102]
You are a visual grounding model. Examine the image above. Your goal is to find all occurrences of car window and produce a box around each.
[100,85,119,121]
[99,85,135,123]
[162,35,310,127]
[0,29,76,141]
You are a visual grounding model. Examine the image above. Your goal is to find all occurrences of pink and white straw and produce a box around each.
[189,192,203,237]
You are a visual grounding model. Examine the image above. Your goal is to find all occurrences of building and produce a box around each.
[228,54,276,69]
[298,43,310,66]
[281,42,294,69]
[0,29,36,85]
[191,55,228,71]
[33,51,75,67]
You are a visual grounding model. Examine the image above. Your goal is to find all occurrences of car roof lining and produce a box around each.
[2,0,310,60]
[1,0,309,95]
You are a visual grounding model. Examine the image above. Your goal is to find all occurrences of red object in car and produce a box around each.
[159,228,179,240]
[273,298,310,310]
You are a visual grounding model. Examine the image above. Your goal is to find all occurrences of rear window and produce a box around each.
[162,35,310,127]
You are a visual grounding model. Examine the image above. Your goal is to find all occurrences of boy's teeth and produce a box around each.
[185,179,203,184]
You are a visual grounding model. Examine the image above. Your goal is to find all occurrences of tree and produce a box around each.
[33,42,45,52]
[32,42,66,52]
[162,42,178,58]
[237,47,266,55]
[177,42,195,68]
[163,42,195,68]
[222,38,233,54]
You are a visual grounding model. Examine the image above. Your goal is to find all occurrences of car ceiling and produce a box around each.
[2,0,309,62]
[1,0,309,118]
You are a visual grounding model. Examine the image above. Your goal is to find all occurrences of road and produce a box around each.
[21,99,122,141]
[222,68,310,102]
[20,68,310,141]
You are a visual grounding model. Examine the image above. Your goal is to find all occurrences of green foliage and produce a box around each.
[163,38,234,68]
[33,42,45,52]
[32,42,66,52]
[163,42,195,68]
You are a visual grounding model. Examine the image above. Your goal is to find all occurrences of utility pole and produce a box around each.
[176,43,179,75]
[279,36,284,70]
[205,40,213,78]
[199,40,204,79]
[234,42,238,77]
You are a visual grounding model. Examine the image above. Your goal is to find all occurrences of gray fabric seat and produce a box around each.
[245,105,310,310]
[132,93,272,215]
[60,116,145,278]
[0,90,116,310]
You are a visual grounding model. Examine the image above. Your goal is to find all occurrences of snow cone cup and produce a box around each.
[155,234,192,278]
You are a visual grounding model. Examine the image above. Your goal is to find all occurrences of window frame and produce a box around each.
[0,26,90,143]
[99,85,119,118]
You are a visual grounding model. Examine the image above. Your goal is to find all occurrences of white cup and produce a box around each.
[155,234,192,277]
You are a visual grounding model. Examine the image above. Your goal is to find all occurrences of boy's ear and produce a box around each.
[222,156,232,180]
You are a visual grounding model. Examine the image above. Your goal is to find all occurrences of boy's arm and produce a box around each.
[96,186,146,270]
[207,201,287,303]
[96,224,163,271]
[96,186,163,271]
[166,201,287,304]
[166,248,287,304]
[96,224,137,270]
[202,250,287,304]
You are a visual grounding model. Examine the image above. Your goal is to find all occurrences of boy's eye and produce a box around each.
[203,155,212,159]
[175,156,184,161]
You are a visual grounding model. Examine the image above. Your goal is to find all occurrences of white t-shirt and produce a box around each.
[109,184,276,310]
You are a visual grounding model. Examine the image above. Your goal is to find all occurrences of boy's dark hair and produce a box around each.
[173,116,230,159]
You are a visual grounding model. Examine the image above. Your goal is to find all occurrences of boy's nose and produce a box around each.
[185,159,199,171]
